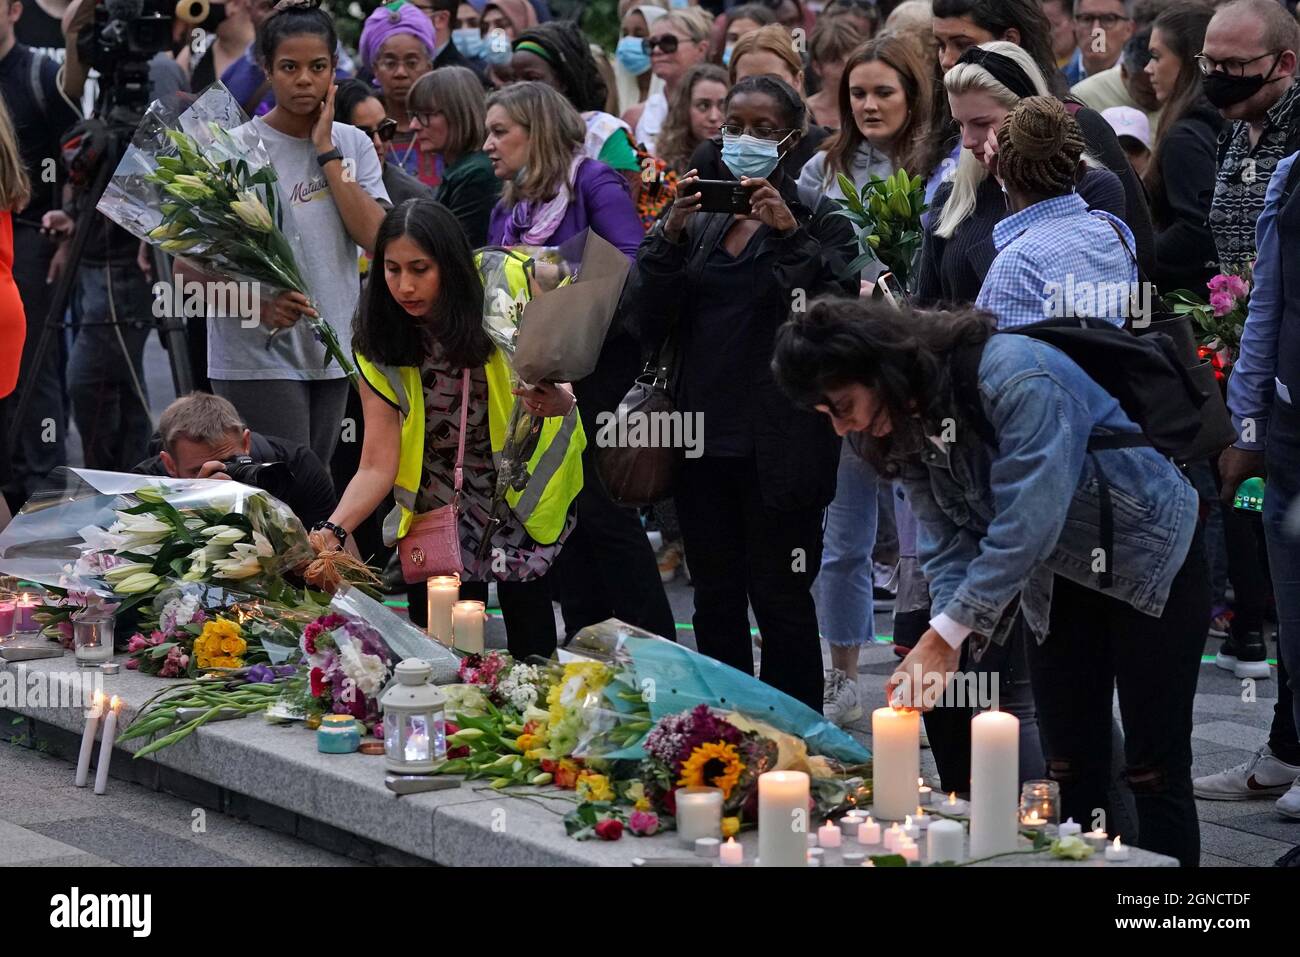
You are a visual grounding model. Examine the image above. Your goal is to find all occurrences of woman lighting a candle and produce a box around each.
[772,295,1209,868]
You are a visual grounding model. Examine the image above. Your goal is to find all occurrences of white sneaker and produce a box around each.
[1193,747,1300,800]
[1277,778,1300,819]
[823,668,863,726]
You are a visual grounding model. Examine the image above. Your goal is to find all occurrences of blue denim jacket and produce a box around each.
[899,335,1200,647]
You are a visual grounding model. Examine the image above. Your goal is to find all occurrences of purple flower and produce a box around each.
[245,664,276,684]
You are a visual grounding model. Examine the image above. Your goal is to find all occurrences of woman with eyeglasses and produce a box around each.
[687,24,830,181]
[623,7,713,154]
[335,79,434,208]
[358,1,438,187]
[1144,2,1223,294]
[613,1,670,116]
[484,81,676,644]
[407,67,502,247]
[623,75,859,711]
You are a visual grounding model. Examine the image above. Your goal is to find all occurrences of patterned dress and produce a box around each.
[412,343,571,582]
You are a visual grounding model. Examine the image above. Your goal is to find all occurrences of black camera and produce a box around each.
[220,455,294,501]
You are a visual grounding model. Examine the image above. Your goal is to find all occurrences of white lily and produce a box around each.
[103,562,153,583]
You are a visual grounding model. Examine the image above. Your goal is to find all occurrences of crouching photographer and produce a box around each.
[133,392,338,533]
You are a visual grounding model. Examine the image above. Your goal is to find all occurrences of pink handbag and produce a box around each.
[399,370,470,584]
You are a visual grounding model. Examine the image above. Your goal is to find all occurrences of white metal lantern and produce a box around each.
[379,659,447,774]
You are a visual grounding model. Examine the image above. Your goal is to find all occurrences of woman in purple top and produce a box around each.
[485,82,645,257]
[484,81,675,645]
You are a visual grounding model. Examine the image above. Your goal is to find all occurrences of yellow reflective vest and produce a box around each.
[356,347,585,547]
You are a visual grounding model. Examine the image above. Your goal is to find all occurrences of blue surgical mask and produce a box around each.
[453,28,486,60]
[669,0,688,7]
[721,131,789,180]
[485,29,512,65]
[616,35,652,75]
[721,44,734,66]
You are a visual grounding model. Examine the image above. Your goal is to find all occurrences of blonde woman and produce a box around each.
[0,97,29,399]
[624,6,713,153]
[484,81,676,644]
[916,42,1128,306]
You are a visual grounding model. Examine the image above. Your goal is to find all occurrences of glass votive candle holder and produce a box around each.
[73,613,115,666]
[13,591,42,634]
[1019,779,1060,831]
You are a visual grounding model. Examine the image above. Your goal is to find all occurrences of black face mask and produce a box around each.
[1203,53,1283,108]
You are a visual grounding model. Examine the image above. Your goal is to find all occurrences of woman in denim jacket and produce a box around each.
[773,297,1209,867]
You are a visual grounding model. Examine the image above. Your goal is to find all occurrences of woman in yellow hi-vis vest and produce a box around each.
[311,200,585,658]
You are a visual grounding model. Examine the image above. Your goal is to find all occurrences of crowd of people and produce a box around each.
[0,0,1298,866]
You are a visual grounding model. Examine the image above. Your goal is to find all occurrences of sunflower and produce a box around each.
[676,741,745,799]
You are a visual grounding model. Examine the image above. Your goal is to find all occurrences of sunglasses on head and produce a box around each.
[643,34,680,54]
[357,118,399,141]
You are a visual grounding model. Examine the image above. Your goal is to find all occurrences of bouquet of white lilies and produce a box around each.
[0,470,314,609]
[96,83,354,381]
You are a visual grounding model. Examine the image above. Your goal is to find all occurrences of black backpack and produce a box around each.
[951,317,1211,588]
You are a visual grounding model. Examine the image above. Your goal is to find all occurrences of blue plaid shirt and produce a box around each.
[976,192,1139,329]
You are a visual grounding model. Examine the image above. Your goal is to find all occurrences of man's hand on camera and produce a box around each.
[195,461,233,481]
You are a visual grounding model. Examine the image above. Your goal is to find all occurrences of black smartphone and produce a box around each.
[693,179,755,215]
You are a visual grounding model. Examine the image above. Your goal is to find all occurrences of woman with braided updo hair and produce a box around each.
[975,95,1139,330]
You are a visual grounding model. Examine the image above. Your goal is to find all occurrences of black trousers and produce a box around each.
[553,479,676,641]
[674,455,826,712]
[405,577,558,661]
[1027,530,1209,867]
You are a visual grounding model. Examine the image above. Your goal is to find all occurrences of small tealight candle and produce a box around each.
[884,823,904,852]
[842,851,866,866]
[857,815,881,846]
[1058,817,1082,839]
[1084,828,1109,850]
[899,840,920,863]
[943,792,969,815]
[841,817,860,838]
[807,847,824,865]
[903,814,920,842]
[719,837,743,866]
[807,832,818,847]
[918,782,933,806]
[817,820,842,848]
[912,807,932,828]
[694,837,720,858]
[1104,836,1130,862]
[1022,809,1046,829]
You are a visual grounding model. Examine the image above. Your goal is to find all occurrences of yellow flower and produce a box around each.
[635,797,652,812]
[576,772,615,803]
[219,636,246,655]
[676,741,745,799]
[721,816,741,838]
[516,733,542,752]
[524,748,547,761]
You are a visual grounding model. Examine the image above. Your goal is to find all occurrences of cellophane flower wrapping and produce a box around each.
[95,83,354,379]
[560,619,871,766]
[328,585,460,684]
[0,468,315,609]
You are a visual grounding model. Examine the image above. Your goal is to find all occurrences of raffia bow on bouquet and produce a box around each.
[95,82,356,382]
[471,230,630,559]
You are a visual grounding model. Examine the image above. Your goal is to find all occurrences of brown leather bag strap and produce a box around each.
[452,369,470,500]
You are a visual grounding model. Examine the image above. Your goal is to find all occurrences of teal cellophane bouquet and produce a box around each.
[95,83,355,381]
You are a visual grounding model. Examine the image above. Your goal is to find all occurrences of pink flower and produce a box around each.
[628,810,660,836]
[1207,274,1229,294]
[158,645,190,678]
[149,630,166,646]
[124,658,140,670]
[127,633,149,653]
[1223,274,1249,300]
[1209,291,1234,317]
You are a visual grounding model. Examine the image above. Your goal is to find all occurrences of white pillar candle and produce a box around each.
[425,576,460,646]
[969,710,1020,859]
[817,820,841,848]
[871,706,920,820]
[676,787,723,845]
[1104,836,1130,862]
[93,695,121,795]
[451,600,486,655]
[926,819,965,864]
[1058,818,1082,839]
[719,837,744,866]
[75,692,105,788]
[14,593,38,632]
[758,770,809,867]
[857,815,881,845]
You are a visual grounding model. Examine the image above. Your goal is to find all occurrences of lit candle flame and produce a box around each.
[1112,836,1123,849]
[948,792,957,804]
[904,815,912,825]
[109,695,121,711]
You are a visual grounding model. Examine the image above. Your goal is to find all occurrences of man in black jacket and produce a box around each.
[133,393,338,533]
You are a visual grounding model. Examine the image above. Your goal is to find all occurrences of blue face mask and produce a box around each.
[453,28,486,60]
[615,35,652,75]
[669,0,688,7]
[721,131,790,180]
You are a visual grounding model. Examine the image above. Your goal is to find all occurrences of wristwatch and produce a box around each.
[312,521,348,546]
[316,148,344,168]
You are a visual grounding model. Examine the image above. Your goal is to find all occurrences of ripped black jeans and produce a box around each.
[1028,529,1208,867]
